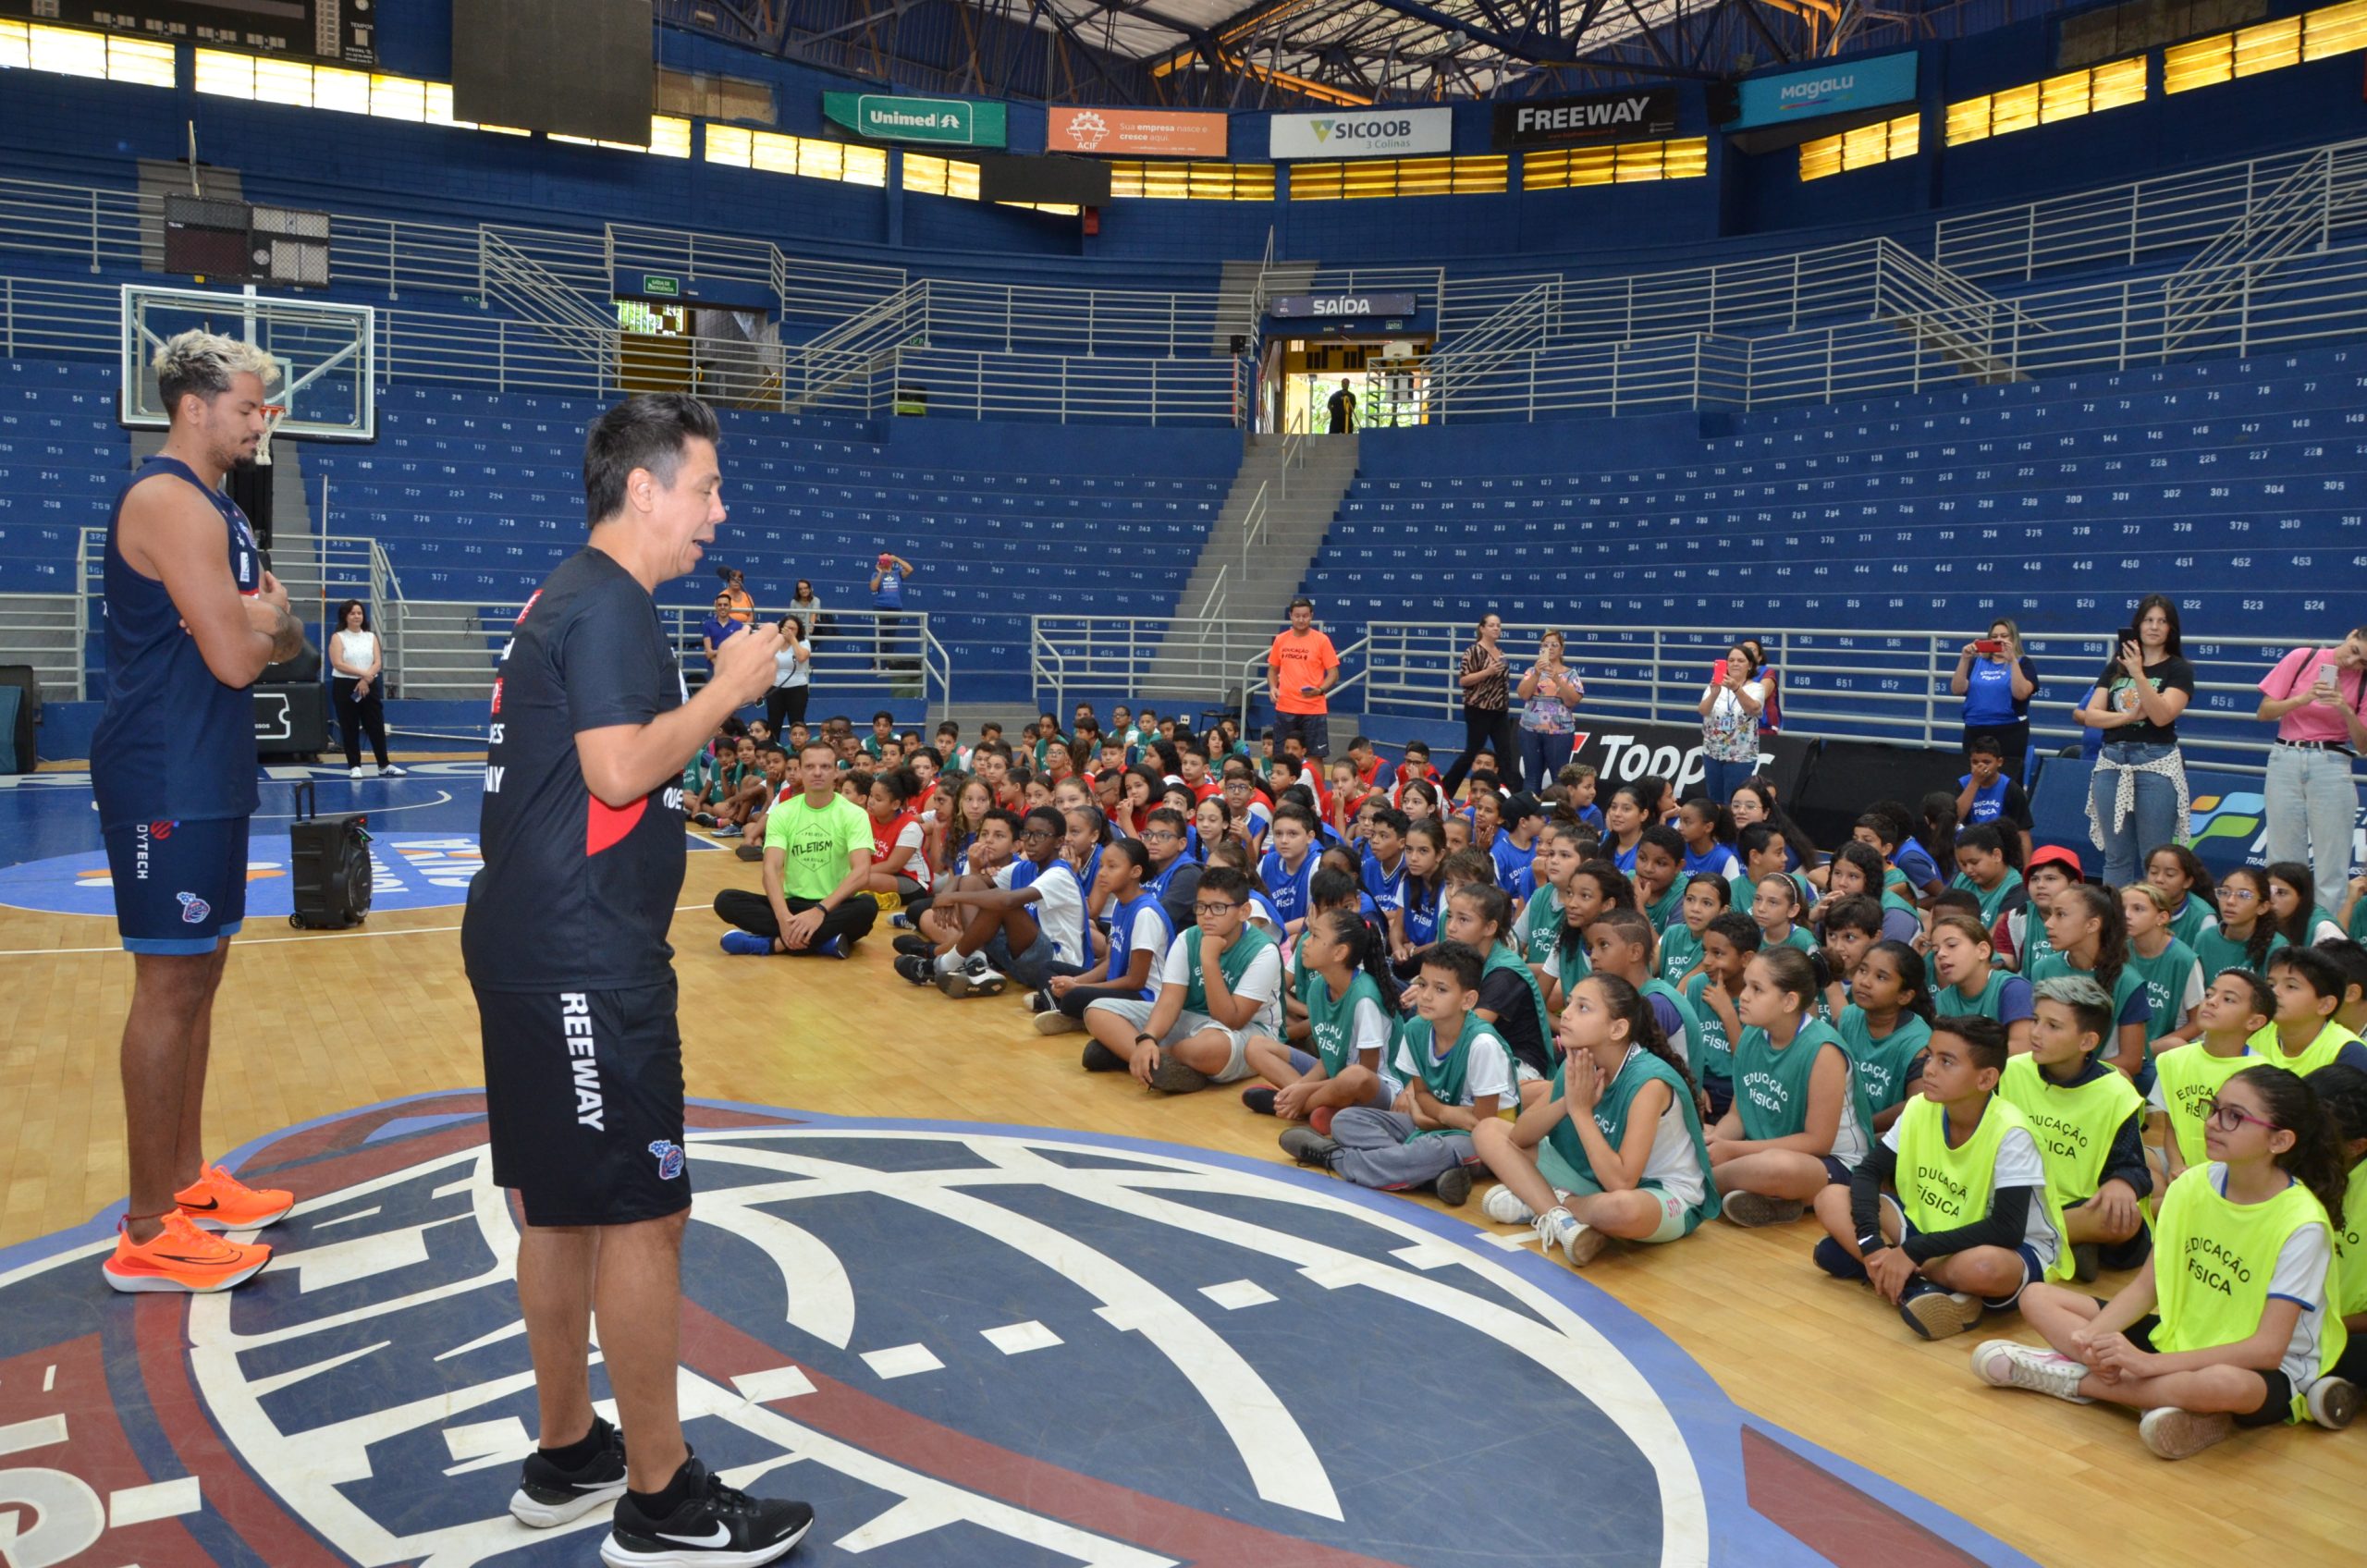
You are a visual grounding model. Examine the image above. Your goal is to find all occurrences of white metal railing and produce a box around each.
[1238,634,1369,734]
[0,590,79,700]
[1031,615,1283,715]
[1355,621,2309,779]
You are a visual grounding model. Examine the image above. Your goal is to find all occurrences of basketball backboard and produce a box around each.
[120,284,374,440]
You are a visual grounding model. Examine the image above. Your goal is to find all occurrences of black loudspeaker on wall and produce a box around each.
[1706,83,1741,126]
[288,780,373,930]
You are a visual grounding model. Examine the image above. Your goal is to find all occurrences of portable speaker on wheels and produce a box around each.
[288,780,374,930]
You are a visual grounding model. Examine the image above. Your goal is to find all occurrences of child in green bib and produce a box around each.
[2194,864,2286,986]
[1947,824,2026,929]
[1836,940,1935,1135]
[1978,1065,2355,1458]
[2329,938,2367,1036]
[2009,846,2081,975]
[2311,1063,2367,1396]
[1709,945,1868,1228]
[1659,873,1728,991]
[1285,940,1515,1208]
[2148,969,2270,1190]
[1445,881,1554,1107]
[1748,872,1819,962]
[2120,883,2202,1058]
[2026,884,2152,1080]
[1635,827,1686,935]
[1586,906,1708,1115]
[1684,912,1760,1122]
[2266,862,2346,948]
[1515,821,1586,984]
[2247,947,2367,1076]
[1812,894,1883,1023]
[1815,1015,2069,1341]
[1999,976,2152,1281]
[1245,908,1398,1128]
[1926,912,2035,1055]
[2144,845,2218,953]
[1471,974,1719,1268]
[1547,861,1634,1012]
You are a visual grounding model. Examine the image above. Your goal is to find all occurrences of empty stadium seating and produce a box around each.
[0,358,127,594]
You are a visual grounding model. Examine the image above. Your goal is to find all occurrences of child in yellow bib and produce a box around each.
[1813,1015,2069,1341]
[2310,1063,2367,1415]
[2247,947,2367,1076]
[1999,976,2152,1281]
[2147,969,2269,1190]
[1973,1065,2355,1459]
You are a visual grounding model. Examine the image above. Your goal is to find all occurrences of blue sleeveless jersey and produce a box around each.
[91,457,263,830]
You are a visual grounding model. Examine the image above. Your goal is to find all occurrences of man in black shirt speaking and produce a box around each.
[462,394,814,1565]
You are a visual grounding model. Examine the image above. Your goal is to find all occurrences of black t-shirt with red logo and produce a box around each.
[463,548,687,994]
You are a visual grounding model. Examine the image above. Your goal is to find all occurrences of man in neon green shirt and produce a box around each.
[715,739,874,957]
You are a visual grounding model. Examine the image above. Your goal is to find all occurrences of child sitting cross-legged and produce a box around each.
[1998,975,2153,1282]
[2249,946,2367,1076]
[1471,974,1720,1267]
[1241,907,1400,1128]
[1973,1063,2358,1457]
[1081,864,1284,1095]
[1282,939,1512,1208]
[2310,1062,2367,1402]
[1026,838,1173,1036]
[1708,944,1869,1228]
[1812,1015,2070,1341]
[1684,910,1760,1121]
[2149,968,2271,1189]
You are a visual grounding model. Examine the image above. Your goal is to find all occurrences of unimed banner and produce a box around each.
[1491,89,1679,149]
[1269,107,1453,160]
[1048,107,1227,158]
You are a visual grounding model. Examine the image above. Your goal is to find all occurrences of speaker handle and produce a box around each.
[292,778,315,823]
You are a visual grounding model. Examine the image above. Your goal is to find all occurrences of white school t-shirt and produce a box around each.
[1390,1022,1516,1108]
[1880,1116,2059,1271]
[1159,938,1284,1034]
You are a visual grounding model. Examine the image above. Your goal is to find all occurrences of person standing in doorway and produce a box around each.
[871,548,915,671]
[462,392,813,1564]
[1267,596,1341,761]
[2255,625,2367,899]
[93,329,305,1295]
[1327,378,1356,435]
[1441,612,1517,797]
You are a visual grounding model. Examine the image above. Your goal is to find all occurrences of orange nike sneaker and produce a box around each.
[175,1163,296,1230]
[103,1212,271,1293]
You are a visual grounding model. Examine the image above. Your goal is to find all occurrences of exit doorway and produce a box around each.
[1267,338,1431,433]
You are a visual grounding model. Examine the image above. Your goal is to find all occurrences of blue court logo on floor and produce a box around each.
[0,833,484,918]
[0,1098,2041,1568]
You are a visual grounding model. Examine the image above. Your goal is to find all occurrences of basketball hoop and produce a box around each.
[255,402,288,468]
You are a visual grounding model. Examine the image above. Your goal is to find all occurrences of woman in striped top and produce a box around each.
[1441,612,1520,797]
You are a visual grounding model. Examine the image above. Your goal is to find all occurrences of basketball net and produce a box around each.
[256,403,288,468]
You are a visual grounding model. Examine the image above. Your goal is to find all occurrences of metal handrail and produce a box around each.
[1238,634,1369,735]
[1239,481,1269,577]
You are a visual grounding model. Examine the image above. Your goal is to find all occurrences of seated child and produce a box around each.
[1709,945,1870,1227]
[1028,839,1173,1035]
[1244,908,1399,1125]
[1544,861,1634,1011]
[1443,880,1554,1099]
[1473,974,1719,1267]
[1838,939,1936,1135]
[2248,947,2367,1075]
[2312,1062,2367,1403]
[1814,894,1883,1022]
[2029,884,2152,1081]
[1684,911,1760,1120]
[1081,865,1283,1094]
[1515,820,1587,979]
[1282,940,1512,1208]
[1927,912,2035,1055]
[1748,870,1820,959]
[1658,873,1730,989]
[2150,969,2271,1187]
[1492,793,1544,896]
[1949,823,2026,927]
[1675,797,1743,883]
[2122,882,2204,1056]
[1998,976,2152,1280]
[1634,825,1686,932]
[892,805,1085,997]
[1586,906,1704,1105]
[1974,1064,2355,1457]
[1814,1015,2069,1341]
[1955,733,2034,857]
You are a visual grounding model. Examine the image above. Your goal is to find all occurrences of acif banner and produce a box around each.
[1269,107,1453,160]
[1491,89,1679,149]
[1729,52,1918,129]
[1048,107,1228,158]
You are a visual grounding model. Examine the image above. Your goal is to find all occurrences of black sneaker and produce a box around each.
[1082,1038,1127,1072]
[1241,1087,1279,1116]
[893,935,936,959]
[509,1415,627,1528]
[733,844,764,862]
[1432,1165,1474,1207]
[892,953,938,986]
[602,1454,814,1567]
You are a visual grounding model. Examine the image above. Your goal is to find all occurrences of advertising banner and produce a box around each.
[1729,52,1918,129]
[1563,720,1818,807]
[1268,292,1419,319]
[822,92,1009,147]
[1269,107,1453,160]
[1048,107,1228,158]
[1491,89,1679,148]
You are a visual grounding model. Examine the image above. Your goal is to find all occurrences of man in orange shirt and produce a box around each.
[1266,597,1341,761]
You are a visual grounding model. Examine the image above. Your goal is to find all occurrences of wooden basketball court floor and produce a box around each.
[0,757,2360,1568]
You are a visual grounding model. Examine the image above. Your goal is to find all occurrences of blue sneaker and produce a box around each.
[811,936,845,959]
[719,931,775,957]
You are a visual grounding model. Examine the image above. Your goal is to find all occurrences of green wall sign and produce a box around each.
[822,92,1008,148]
[642,275,682,298]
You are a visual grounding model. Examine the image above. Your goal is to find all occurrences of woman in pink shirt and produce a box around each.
[2255,626,2367,896]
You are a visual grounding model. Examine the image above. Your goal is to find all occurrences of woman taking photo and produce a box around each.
[2078,594,2195,887]
[1697,643,1767,806]
[329,599,400,779]
[765,614,812,738]
[2254,624,2367,898]
[1516,631,1585,794]
[1442,612,1518,795]
[1949,618,2041,773]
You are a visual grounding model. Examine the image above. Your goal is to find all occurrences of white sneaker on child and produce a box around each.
[1533,1207,1606,1268]
[2305,1376,2360,1430]
[2138,1407,2235,1461]
[1970,1340,2092,1403]
[1482,1184,1536,1226]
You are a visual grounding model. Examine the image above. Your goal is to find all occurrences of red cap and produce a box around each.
[2025,844,2085,879]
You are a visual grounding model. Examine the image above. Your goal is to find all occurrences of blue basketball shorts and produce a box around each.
[103,815,249,954]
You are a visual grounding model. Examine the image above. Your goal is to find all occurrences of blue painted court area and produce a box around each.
[0,1097,2041,1568]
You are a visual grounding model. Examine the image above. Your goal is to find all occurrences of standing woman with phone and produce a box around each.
[1697,643,1767,806]
[1741,638,1782,736]
[2254,625,2367,897]
[2078,594,2196,887]
[1950,618,2041,773]
[1442,612,1519,796]
[1515,630,1585,793]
